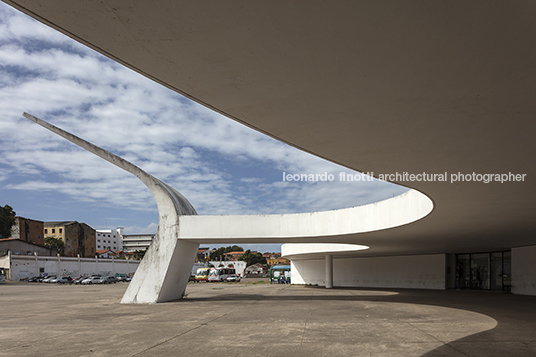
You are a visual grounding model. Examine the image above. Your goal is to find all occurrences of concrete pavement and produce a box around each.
[1,281,535,356]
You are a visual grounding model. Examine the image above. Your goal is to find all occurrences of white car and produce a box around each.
[226,274,241,282]
[42,276,57,283]
[81,276,101,284]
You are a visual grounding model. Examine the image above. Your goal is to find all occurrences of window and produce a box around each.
[59,228,62,234]
[44,229,48,234]
[52,229,55,234]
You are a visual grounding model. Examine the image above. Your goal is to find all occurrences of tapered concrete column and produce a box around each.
[325,254,333,289]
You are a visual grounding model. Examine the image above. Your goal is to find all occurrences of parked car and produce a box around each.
[115,274,128,282]
[226,274,241,282]
[27,276,40,283]
[42,276,57,283]
[72,276,87,284]
[97,276,118,284]
[81,276,101,284]
[56,276,73,284]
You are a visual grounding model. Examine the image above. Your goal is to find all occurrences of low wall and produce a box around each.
[2,253,139,281]
[512,245,536,296]
[292,254,446,290]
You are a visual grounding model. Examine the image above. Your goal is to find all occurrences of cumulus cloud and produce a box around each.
[0,3,408,245]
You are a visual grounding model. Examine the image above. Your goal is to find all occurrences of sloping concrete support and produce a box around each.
[122,229,199,303]
[23,113,198,303]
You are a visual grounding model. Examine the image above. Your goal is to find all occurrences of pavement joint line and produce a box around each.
[406,321,472,357]
[130,284,282,356]
[298,286,315,348]
[130,311,232,356]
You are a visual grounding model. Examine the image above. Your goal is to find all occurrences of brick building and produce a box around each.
[10,216,44,246]
[44,221,96,258]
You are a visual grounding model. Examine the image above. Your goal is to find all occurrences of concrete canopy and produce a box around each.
[5,1,536,257]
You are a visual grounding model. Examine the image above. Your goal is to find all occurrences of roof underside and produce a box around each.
[5,1,536,256]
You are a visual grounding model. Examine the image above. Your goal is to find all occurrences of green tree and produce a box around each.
[0,204,16,238]
[209,245,244,261]
[133,249,147,260]
[44,236,65,255]
[239,249,267,266]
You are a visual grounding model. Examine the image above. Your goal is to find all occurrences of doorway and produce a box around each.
[456,251,510,291]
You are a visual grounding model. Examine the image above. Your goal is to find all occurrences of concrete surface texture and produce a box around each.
[1,282,535,357]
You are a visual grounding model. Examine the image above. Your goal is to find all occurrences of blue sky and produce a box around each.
[0,3,407,252]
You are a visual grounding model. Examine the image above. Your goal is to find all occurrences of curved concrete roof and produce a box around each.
[6,1,536,256]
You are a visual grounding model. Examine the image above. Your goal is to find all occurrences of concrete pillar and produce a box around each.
[34,252,38,277]
[325,254,333,289]
[121,237,199,303]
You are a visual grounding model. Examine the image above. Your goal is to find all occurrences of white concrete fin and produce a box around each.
[23,113,198,303]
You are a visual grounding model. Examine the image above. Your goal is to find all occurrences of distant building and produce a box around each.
[224,251,245,261]
[10,216,44,246]
[263,252,282,259]
[96,227,123,251]
[122,233,154,253]
[44,221,96,258]
[0,238,55,257]
[245,263,267,275]
[195,247,210,263]
[96,249,115,258]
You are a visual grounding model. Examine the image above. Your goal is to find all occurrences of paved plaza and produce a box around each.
[1,281,535,356]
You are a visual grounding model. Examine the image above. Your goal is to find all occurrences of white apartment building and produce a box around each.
[122,234,154,253]
[96,227,124,252]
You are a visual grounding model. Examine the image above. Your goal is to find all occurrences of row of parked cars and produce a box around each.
[27,274,132,284]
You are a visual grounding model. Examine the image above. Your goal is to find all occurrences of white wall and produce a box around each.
[292,254,446,290]
[6,254,139,281]
[512,245,536,296]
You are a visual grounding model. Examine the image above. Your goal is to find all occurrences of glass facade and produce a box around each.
[456,251,511,291]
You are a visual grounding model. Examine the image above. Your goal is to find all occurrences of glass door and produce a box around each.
[490,252,503,290]
[471,253,490,289]
[456,251,510,291]
[456,254,470,289]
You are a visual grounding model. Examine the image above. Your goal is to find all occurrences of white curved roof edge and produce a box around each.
[282,243,370,260]
[179,189,433,243]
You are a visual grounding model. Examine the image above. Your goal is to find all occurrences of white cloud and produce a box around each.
[0,3,408,248]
